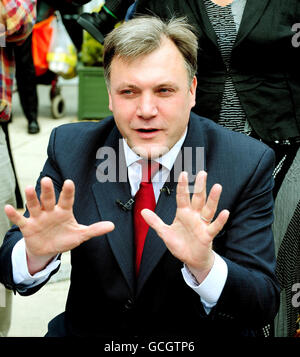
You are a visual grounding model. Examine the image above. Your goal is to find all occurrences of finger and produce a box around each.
[25,185,41,217]
[57,180,75,210]
[141,208,169,239]
[176,171,191,209]
[191,171,207,211]
[40,177,56,211]
[4,204,27,229]
[201,183,222,222]
[207,209,230,237]
[81,221,115,242]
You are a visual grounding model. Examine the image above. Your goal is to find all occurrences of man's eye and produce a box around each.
[158,88,174,95]
[121,90,133,95]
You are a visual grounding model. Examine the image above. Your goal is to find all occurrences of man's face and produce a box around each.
[108,38,197,158]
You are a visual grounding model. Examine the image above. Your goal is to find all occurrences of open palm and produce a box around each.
[5,177,114,273]
[142,171,229,281]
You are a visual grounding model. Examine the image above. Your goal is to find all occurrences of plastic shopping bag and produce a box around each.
[47,13,77,79]
[32,15,55,77]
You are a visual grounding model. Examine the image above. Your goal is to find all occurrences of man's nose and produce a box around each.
[136,93,158,119]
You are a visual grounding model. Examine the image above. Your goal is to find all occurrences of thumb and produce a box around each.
[81,221,115,242]
[4,204,27,229]
[141,209,168,238]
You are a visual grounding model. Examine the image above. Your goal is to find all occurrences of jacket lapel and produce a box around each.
[234,0,270,48]
[196,0,270,49]
[92,127,135,295]
[195,0,219,46]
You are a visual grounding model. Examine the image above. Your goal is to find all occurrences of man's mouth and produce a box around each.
[135,128,160,139]
[137,128,159,133]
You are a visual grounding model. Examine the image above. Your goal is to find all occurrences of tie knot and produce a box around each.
[139,160,160,183]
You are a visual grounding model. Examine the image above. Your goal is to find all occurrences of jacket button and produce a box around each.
[124,299,134,310]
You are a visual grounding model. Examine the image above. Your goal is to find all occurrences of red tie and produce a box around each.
[134,160,159,275]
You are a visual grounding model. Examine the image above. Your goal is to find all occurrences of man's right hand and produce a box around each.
[4,177,115,275]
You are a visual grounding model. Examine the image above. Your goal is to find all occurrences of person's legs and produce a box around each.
[0,126,16,336]
[14,33,39,134]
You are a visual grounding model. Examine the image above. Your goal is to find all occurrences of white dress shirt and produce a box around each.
[12,130,228,313]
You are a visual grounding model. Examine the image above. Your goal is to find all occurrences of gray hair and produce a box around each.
[103,15,198,88]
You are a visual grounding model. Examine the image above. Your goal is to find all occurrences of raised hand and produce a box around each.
[141,171,230,283]
[4,177,115,274]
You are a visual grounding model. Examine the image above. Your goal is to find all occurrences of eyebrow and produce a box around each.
[116,82,180,91]
[116,84,139,91]
[155,82,179,90]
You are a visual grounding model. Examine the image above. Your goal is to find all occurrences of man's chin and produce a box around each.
[131,144,170,159]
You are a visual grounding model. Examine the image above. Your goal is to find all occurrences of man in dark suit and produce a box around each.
[0,16,279,338]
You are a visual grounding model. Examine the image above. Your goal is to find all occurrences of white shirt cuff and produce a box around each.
[11,238,61,288]
[181,251,228,313]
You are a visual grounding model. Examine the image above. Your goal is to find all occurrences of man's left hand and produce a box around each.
[141,171,230,284]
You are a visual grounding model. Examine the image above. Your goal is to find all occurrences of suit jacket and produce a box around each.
[135,0,300,143]
[0,113,280,337]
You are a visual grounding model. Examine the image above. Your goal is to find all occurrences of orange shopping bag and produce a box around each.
[32,15,55,77]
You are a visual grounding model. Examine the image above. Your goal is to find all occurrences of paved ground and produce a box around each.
[6,79,80,337]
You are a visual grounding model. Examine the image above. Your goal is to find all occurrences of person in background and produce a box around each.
[12,0,84,136]
[14,33,39,134]
[0,0,36,336]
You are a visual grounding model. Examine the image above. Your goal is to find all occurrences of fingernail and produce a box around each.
[180,171,188,181]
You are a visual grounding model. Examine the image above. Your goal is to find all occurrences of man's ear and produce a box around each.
[108,91,113,112]
[190,76,197,108]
